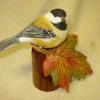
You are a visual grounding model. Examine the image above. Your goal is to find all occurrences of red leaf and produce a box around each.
[43,55,55,76]
[59,76,70,92]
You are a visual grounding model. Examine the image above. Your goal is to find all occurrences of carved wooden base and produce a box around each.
[32,48,58,91]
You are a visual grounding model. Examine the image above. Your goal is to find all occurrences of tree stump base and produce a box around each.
[32,48,58,91]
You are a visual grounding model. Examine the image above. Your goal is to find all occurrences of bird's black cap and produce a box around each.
[51,8,66,17]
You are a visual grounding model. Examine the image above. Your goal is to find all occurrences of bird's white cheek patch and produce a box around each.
[18,37,32,42]
[45,12,61,24]
[51,16,61,24]
[55,17,61,23]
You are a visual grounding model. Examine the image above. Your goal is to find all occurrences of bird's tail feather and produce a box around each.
[0,36,18,51]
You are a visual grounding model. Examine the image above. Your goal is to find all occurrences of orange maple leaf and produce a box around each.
[43,34,93,91]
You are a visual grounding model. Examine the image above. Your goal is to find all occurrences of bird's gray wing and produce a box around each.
[16,24,56,39]
[0,25,56,51]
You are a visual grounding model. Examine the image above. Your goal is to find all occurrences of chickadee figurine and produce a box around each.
[0,8,68,51]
